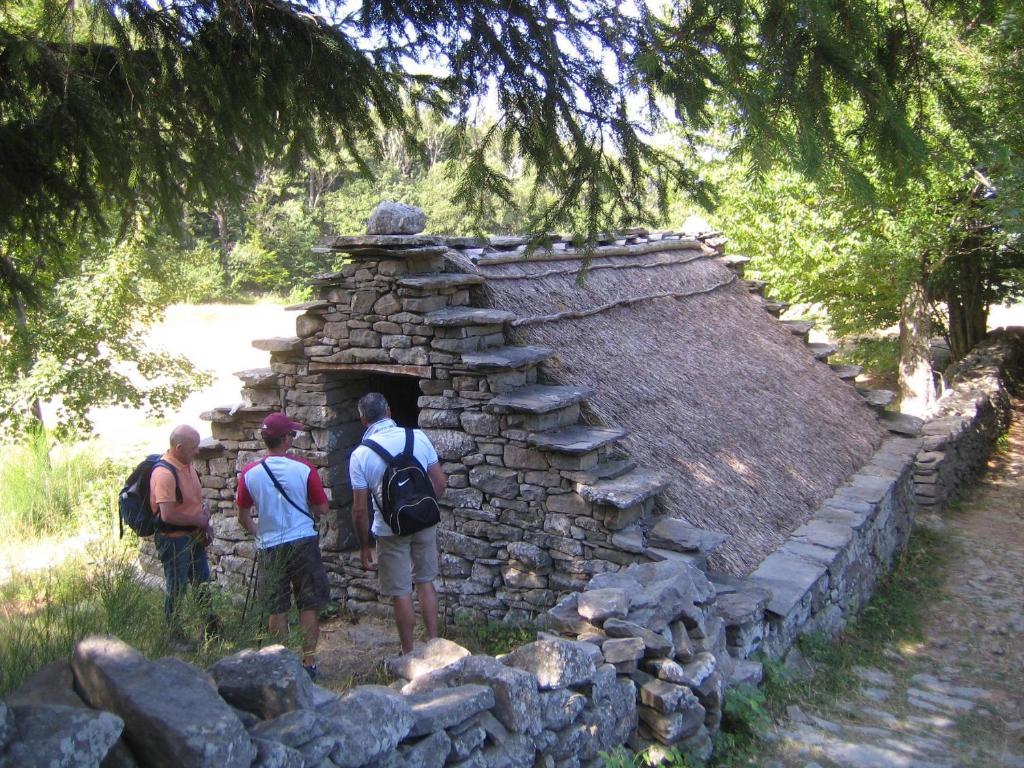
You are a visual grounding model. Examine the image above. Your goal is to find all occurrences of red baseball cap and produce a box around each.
[259,412,305,439]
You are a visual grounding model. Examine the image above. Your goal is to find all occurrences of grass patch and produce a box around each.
[0,432,122,540]
[761,525,953,717]
[698,525,954,766]
[0,541,282,697]
[447,615,537,656]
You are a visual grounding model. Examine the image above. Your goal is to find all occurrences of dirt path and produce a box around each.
[772,401,1024,767]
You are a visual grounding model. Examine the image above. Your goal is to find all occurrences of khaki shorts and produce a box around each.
[376,526,439,597]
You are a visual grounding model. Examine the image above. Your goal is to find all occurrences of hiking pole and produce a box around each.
[241,551,258,623]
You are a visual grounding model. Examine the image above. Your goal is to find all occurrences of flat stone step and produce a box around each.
[782,320,815,337]
[397,273,486,290]
[487,384,594,414]
[199,404,269,423]
[577,468,672,509]
[284,300,330,311]
[648,518,729,554]
[718,255,750,273]
[742,279,767,294]
[527,425,627,454]
[576,459,638,485]
[459,346,555,371]
[424,307,516,327]
[644,547,708,571]
[234,367,278,388]
[829,363,862,380]
[761,299,789,317]
[808,342,838,361]
[859,388,896,409]
[252,337,302,353]
[880,412,924,436]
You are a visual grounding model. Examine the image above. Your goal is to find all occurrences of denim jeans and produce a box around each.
[155,533,211,631]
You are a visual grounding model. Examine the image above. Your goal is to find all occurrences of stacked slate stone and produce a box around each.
[913,330,1024,511]
[2,634,647,768]
[392,636,637,768]
[538,558,729,761]
[194,203,688,621]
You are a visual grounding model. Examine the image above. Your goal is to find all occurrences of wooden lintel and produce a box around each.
[308,362,432,378]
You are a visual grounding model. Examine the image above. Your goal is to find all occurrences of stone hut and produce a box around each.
[194,204,899,622]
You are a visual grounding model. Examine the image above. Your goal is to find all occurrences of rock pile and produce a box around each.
[2,634,650,767]
[537,558,735,761]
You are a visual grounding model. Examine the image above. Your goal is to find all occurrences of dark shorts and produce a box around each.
[258,536,330,614]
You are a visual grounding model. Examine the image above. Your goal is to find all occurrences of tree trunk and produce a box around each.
[11,290,45,430]
[947,289,989,361]
[212,207,231,288]
[898,280,937,417]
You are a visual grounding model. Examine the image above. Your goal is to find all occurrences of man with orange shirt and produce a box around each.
[150,424,217,651]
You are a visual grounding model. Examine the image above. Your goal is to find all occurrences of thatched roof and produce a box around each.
[447,237,885,575]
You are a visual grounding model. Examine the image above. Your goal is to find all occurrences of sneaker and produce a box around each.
[303,663,318,682]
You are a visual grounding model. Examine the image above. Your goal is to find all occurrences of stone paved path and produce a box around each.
[771,400,1024,768]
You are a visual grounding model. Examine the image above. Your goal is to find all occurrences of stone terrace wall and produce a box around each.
[913,328,1024,512]
[657,328,1024,665]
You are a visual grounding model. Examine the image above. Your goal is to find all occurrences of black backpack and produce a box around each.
[361,429,440,536]
[118,454,181,538]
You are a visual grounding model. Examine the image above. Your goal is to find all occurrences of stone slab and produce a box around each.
[782,320,815,336]
[807,343,838,360]
[829,363,863,380]
[859,388,896,408]
[396,273,486,290]
[252,337,302,353]
[284,300,331,311]
[749,552,828,617]
[234,367,279,388]
[459,346,555,371]
[578,468,672,509]
[406,685,495,737]
[487,385,594,414]
[527,425,627,454]
[880,412,925,435]
[424,307,516,327]
[648,518,728,554]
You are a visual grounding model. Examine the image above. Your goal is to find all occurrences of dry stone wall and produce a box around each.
[614,328,1024,668]
[189,233,704,623]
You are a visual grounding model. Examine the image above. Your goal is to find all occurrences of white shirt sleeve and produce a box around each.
[416,431,440,468]
[349,448,368,489]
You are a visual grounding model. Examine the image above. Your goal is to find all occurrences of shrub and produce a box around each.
[0,433,116,540]
[0,542,275,697]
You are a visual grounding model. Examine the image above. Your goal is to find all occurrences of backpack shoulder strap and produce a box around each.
[401,429,414,458]
[361,439,396,465]
[259,459,317,529]
[153,459,183,503]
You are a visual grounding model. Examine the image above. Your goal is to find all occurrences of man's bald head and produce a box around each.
[169,425,201,464]
[170,425,200,448]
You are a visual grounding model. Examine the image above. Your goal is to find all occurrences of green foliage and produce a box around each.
[448,616,536,657]
[158,239,231,304]
[0,433,115,540]
[759,526,952,718]
[0,228,211,438]
[0,544,272,697]
[602,745,698,768]
[2,0,987,312]
[834,338,902,381]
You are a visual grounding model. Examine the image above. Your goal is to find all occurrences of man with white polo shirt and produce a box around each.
[236,412,330,680]
[349,392,447,653]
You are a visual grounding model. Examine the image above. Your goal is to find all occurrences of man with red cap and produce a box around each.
[236,412,330,680]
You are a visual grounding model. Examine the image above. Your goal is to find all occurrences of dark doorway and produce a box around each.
[365,374,422,428]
